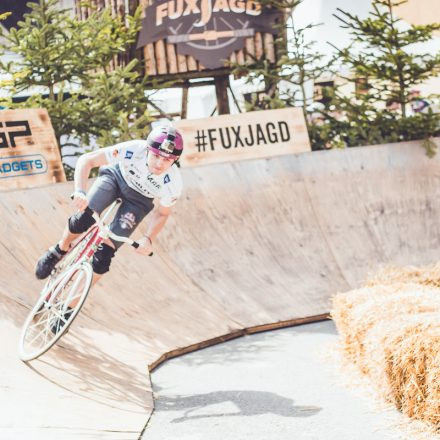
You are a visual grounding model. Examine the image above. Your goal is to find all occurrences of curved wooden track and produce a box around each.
[1,139,439,438]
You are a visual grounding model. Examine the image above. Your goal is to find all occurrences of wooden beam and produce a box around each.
[155,40,168,74]
[245,36,255,63]
[181,84,189,120]
[177,53,188,73]
[255,32,264,60]
[166,43,178,74]
[187,55,198,71]
[214,75,230,115]
[264,33,275,63]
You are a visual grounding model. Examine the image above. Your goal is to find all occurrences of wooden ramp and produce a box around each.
[1,139,439,438]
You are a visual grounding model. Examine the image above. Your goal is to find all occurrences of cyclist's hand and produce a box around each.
[136,236,153,256]
[71,190,89,211]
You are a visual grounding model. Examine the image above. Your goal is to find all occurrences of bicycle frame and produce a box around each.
[43,199,139,295]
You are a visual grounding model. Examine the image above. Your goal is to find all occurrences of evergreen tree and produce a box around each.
[229,1,331,144]
[320,0,440,150]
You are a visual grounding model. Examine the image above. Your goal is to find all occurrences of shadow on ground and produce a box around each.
[155,390,321,423]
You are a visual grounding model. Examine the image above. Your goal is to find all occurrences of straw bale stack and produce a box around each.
[366,263,440,288]
[332,269,440,431]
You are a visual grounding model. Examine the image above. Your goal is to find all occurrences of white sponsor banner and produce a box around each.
[175,107,311,167]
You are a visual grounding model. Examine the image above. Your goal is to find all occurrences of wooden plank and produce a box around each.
[149,314,331,370]
[104,0,112,13]
[155,40,168,74]
[175,107,311,168]
[116,0,125,16]
[166,43,178,74]
[111,0,117,16]
[245,37,255,63]
[144,44,157,76]
[81,2,88,19]
[140,0,156,75]
[0,109,66,190]
[128,0,138,14]
[255,32,263,60]
[75,0,83,19]
[236,49,245,65]
[97,0,106,11]
[264,33,275,63]
[214,75,230,115]
[187,55,198,71]
[177,53,188,73]
[181,85,189,119]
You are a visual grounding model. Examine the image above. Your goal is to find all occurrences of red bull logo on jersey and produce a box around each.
[119,212,137,230]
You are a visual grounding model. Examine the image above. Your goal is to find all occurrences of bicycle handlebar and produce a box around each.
[91,211,140,249]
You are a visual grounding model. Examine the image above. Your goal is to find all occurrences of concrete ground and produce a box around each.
[142,320,423,440]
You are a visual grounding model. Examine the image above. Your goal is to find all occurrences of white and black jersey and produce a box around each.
[104,140,183,207]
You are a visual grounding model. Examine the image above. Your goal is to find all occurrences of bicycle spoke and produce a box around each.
[27,322,51,347]
[30,313,51,329]
[65,273,86,305]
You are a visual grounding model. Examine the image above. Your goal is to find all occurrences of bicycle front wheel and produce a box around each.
[18,262,93,362]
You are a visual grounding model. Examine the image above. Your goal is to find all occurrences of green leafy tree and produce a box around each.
[0,0,171,176]
[319,0,440,150]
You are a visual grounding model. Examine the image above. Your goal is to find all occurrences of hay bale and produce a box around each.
[367,263,440,288]
[332,283,440,370]
[362,314,439,425]
[332,273,440,432]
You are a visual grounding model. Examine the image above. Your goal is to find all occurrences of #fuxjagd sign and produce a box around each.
[137,0,282,69]
[0,108,66,190]
[175,107,311,167]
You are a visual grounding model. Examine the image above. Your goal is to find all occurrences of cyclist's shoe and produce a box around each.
[50,307,74,335]
[35,245,66,280]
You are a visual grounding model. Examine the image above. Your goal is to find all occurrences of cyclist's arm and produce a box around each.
[144,205,172,243]
[74,148,112,193]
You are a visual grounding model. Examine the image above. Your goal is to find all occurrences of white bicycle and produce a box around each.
[18,199,140,362]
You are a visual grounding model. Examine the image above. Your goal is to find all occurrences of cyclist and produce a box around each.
[35,125,184,287]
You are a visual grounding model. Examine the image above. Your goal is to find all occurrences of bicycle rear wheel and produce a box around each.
[18,262,93,362]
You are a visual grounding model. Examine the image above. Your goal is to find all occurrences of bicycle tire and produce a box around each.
[18,262,93,362]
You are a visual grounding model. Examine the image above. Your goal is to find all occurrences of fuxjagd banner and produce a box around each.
[175,107,311,167]
[0,109,66,190]
[137,0,281,69]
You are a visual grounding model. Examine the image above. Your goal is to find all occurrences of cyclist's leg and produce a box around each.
[35,172,121,279]
[89,196,154,285]
[108,196,155,249]
[59,172,121,251]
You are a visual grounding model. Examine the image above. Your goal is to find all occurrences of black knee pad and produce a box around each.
[68,208,95,234]
[92,243,115,274]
